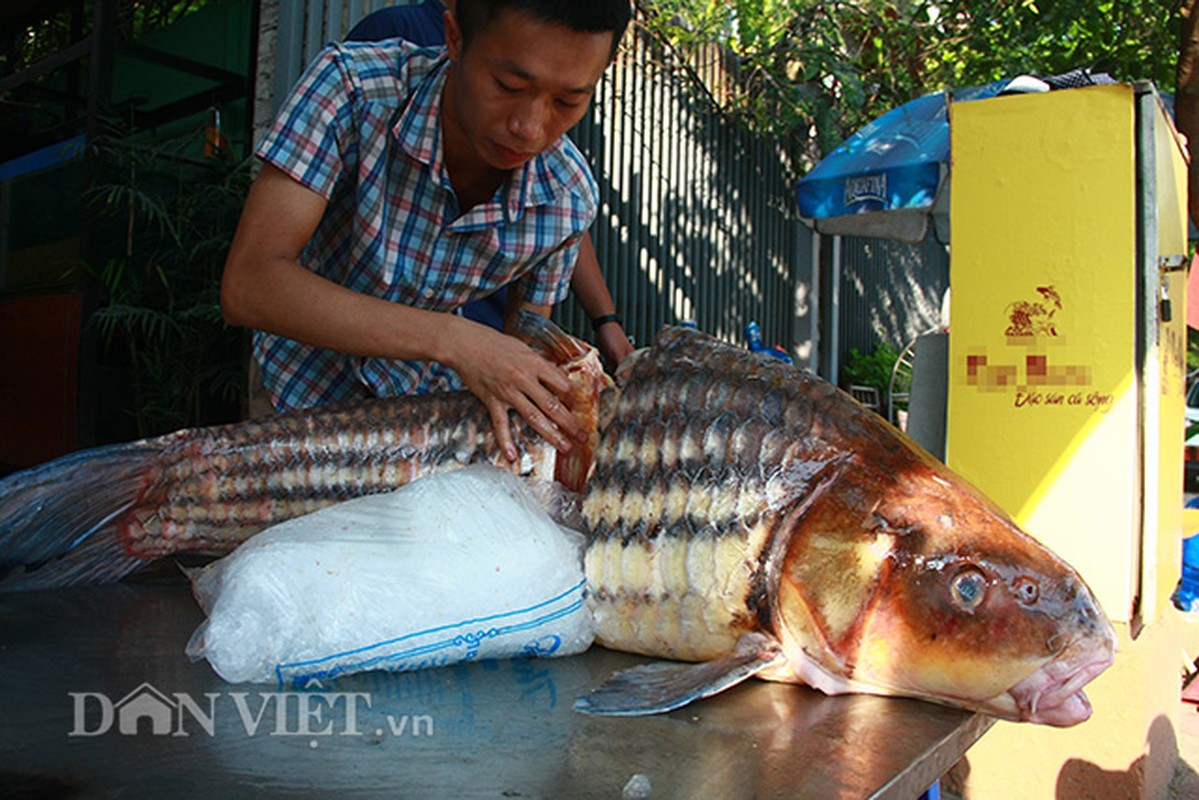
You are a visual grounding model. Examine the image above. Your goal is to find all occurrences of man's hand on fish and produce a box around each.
[444,319,585,461]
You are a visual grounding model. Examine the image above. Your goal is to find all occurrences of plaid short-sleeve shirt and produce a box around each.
[254,40,599,410]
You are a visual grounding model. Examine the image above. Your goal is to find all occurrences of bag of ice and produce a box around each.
[186,465,593,687]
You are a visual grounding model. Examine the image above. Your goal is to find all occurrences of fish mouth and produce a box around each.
[1003,647,1116,727]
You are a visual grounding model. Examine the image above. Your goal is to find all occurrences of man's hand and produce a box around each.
[444,318,585,461]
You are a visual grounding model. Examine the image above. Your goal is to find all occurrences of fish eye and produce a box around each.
[949,567,988,613]
[1014,577,1040,605]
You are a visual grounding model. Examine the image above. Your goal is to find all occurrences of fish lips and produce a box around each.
[1003,646,1116,727]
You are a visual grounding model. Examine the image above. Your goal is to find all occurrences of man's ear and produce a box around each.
[444,8,463,62]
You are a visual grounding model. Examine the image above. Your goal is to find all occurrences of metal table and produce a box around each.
[0,577,993,799]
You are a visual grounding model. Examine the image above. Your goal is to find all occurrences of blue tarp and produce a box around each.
[0,135,86,183]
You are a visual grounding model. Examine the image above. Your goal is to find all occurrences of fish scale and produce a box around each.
[582,331,823,663]
[124,393,546,559]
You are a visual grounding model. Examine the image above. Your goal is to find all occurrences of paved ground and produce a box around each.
[1177,497,1199,798]
[1170,693,1199,799]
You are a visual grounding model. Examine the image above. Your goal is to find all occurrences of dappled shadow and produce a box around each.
[839,234,949,357]
[943,714,1194,799]
[563,27,806,352]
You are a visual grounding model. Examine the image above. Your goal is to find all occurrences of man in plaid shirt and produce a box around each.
[221,0,631,461]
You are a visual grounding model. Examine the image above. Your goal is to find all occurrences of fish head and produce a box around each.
[772,456,1117,727]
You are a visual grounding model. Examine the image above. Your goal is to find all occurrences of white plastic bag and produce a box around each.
[186,465,593,688]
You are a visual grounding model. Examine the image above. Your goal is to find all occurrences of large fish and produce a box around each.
[574,327,1115,726]
[0,317,1115,726]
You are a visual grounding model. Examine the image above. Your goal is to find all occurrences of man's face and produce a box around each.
[443,8,614,171]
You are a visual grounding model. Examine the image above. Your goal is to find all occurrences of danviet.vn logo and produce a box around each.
[69,682,433,741]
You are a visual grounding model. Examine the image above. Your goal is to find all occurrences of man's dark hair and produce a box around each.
[455,0,632,60]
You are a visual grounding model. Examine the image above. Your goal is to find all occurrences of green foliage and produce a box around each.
[4,1,216,74]
[85,123,251,437]
[840,340,903,405]
[638,0,1182,166]
[928,0,1178,92]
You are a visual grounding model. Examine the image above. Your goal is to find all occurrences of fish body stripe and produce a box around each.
[581,334,855,659]
[584,518,778,661]
[120,393,555,558]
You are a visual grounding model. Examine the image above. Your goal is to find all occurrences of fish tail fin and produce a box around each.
[512,312,615,494]
[0,442,163,591]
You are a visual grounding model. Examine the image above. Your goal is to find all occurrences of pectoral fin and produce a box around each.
[574,632,786,716]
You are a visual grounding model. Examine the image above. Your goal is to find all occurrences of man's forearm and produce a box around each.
[223,252,466,367]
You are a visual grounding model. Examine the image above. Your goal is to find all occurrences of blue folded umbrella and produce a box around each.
[796,80,1009,223]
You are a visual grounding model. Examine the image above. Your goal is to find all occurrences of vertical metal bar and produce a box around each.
[648,33,657,333]
[304,0,324,64]
[272,0,303,115]
[715,49,726,337]
[646,36,658,335]
[631,32,644,337]
[655,42,667,334]
[753,135,764,337]
[705,67,718,335]
[244,0,262,156]
[613,44,631,344]
[1131,81,1157,635]
[767,139,778,340]
[777,144,790,344]
[764,138,775,339]
[677,77,685,331]
[657,40,667,333]
[324,0,341,44]
[599,70,617,337]
[754,133,762,336]
[830,235,842,383]
[621,34,635,339]
[714,97,726,337]
[810,232,822,375]
[685,61,696,327]
[702,110,712,332]
[732,121,744,342]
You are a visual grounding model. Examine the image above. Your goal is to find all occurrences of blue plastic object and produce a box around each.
[1172,496,1199,612]
[746,321,765,351]
[745,322,794,364]
[1174,534,1199,612]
